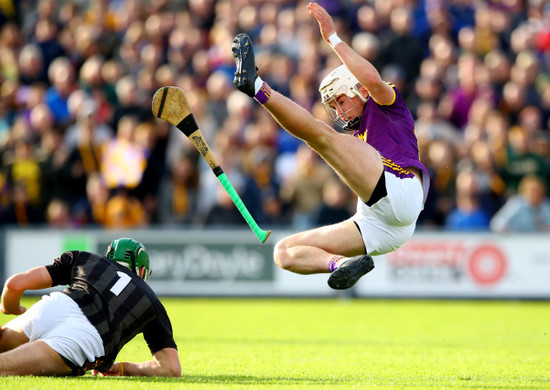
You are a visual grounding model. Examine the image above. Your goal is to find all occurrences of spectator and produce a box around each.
[414,101,461,143]
[445,170,491,231]
[61,99,111,208]
[440,53,492,130]
[484,49,512,99]
[45,197,72,227]
[18,43,48,86]
[240,147,281,224]
[446,191,490,231]
[380,6,425,95]
[502,126,547,194]
[279,144,331,230]
[110,75,150,131]
[33,17,67,71]
[28,102,56,144]
[103,189,146,229]
[312,177,354,227]
[0,0,549,232]
[157,153,200,225]
[80,172,109,226]
[44,56,75,126]
[64,98,113,151]
[205,71,233,129]
[78,54,117,123]
[468,140,506,217]
[203,186,248,227]
[101,115,146,191]
[131,121,167,222]
[420,139,457,226]
[0,182,44,226]
[490,174,550,232]
[4,136,42,208]
[36,125,65,208]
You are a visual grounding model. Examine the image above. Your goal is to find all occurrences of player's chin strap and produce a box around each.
[341,99,365,131]
[138,266,151,282]
[343,116,361,131]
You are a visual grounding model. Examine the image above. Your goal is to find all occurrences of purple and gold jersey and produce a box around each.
[353,83,430,202]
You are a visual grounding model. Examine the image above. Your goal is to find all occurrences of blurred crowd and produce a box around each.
[1,0,550,233]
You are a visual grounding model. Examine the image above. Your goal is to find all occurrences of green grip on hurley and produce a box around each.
[217,172,271,243]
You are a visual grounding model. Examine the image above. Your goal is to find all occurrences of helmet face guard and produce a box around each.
[106,238,151,281]
[321,85,362,131]
[319,65,366,131]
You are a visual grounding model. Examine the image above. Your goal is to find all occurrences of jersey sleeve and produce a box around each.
[142,307,178,354]
[45,251,78,286]
[370,82,397,106]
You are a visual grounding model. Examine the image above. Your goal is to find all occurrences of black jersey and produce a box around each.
[45,250,177,373]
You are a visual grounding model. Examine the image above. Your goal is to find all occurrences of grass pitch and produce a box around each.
[1,297,548,389]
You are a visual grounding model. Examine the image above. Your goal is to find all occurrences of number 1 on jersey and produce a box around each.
[110,271,132,296]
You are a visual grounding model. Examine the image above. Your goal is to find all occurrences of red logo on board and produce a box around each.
[467,245,507,285]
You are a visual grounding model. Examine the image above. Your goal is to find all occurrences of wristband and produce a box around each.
[119,362,124,376]
[328,32,342,47]
[254,80,272,105]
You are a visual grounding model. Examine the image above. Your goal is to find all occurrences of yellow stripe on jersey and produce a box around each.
[370,82,397,106]
[381,156,411,175]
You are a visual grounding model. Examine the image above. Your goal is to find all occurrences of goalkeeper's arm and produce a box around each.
[93,347,181,377]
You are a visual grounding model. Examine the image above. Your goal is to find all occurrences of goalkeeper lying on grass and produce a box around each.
[0,238,180,377]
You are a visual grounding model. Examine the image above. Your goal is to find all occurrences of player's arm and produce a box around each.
[93,347,181,377]
[94,304,181,378]
[307,2,394,105]
[0,266,53,315]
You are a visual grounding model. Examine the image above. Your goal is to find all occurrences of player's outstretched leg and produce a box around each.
[327,255,375,290]
[232,33,258,97]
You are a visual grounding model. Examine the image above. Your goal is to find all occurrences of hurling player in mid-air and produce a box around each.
[232,2,430,289]
[0,238,180,377]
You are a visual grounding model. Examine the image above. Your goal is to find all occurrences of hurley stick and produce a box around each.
[152,86,271,243]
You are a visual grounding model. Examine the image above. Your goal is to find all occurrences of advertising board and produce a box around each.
[3,230,550,298]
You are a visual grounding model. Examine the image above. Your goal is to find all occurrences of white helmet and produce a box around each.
[319,65,366,131]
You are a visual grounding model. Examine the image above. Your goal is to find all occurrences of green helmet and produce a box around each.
[106,238,151,281]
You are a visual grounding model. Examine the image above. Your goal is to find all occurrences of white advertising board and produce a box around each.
[3,229,550,298]
[355,233,550,298]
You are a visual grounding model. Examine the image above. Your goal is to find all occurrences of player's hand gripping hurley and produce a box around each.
[152,86,271,243]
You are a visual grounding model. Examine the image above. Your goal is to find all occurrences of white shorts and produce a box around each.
[8,291,104,367]
[352,171,424,256]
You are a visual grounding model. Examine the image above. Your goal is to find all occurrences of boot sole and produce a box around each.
[231,33,256,97]
[327,255,375,290]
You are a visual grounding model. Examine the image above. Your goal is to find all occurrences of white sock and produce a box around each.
[254,76,264,95]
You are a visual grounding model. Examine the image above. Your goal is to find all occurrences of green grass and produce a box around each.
[1,297,549,389]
